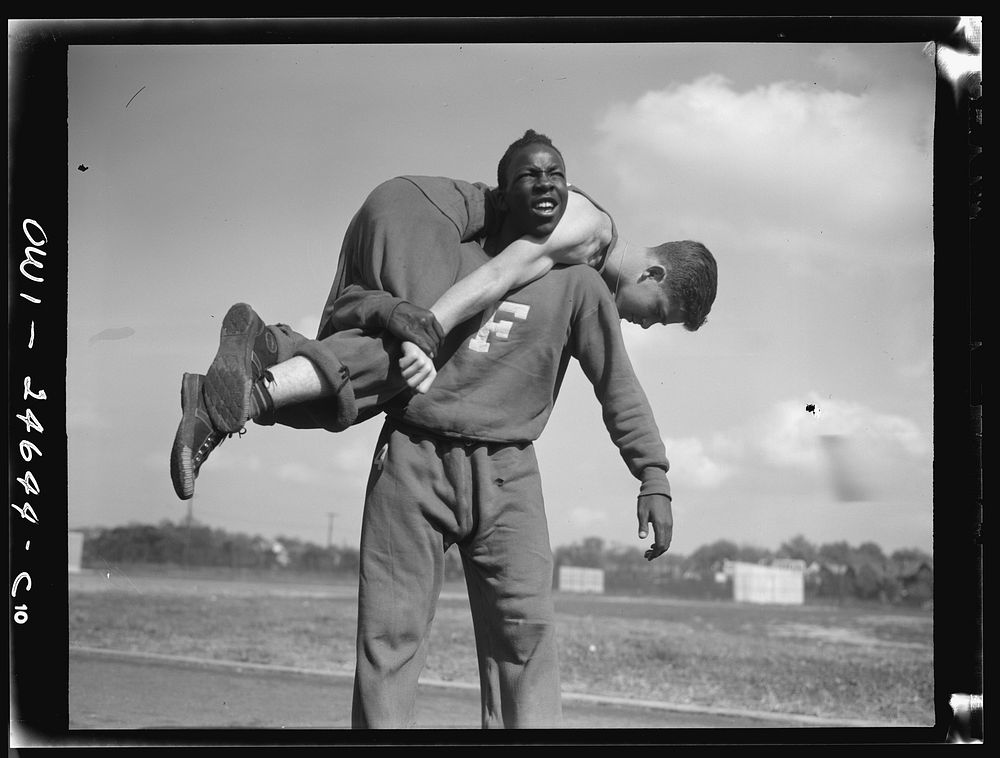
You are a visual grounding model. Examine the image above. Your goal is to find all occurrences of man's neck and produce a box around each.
[485,220,527,257]
[600,237,632,294]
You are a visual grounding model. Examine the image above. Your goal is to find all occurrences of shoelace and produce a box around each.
[193,426,246,466]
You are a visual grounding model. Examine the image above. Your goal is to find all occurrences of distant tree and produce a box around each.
[602,544,648,593]
[856,541,887,564]
[736,544,773,564]
[580,536,606,568]
[685,539,739,575]
[554,536,606,569]
[76,520,364,577]
[184,523,218,566]
[156,520,187,563]
[334,545,361,575]
[84,523,158,565]
[854,541,892,600]
[296,543,337,572]
[889,547,933,606]
[817,540,853,566]
[853,562,884,600]
[889,547,933,567]
[815,563,854,602]
[777,535,818,564]
[603,544,647,571]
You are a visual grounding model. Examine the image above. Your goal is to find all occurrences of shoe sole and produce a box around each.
[203,303,264,433]
[170,373,200,500]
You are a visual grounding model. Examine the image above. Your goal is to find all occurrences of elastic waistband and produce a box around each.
[385,417,529,450]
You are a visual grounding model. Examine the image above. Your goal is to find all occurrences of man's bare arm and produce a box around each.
[400,191,611,394]
[428,191,612,333]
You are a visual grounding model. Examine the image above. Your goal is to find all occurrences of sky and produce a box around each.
[65,35,937,558]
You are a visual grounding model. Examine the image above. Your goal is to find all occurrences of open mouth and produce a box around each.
[531,197,558,215]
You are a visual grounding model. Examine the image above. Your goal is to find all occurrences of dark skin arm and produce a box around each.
[637,493,673,561]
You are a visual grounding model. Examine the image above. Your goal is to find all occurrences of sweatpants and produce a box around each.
[352,421,563,729]
[259,175,492,434]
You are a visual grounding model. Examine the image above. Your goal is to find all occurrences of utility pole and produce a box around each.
[326,512,337,549]
[184,493,194,567]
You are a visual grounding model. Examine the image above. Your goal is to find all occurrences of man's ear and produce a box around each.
[640,264,666,283]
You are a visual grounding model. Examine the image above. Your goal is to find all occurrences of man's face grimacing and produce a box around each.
[616,266,686,330]
[499,144,569,239]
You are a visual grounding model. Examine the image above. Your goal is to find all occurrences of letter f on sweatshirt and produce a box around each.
[468,301,530,353]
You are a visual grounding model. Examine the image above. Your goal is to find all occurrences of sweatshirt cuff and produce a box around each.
[370,296,408,330]
[638,469,671,499]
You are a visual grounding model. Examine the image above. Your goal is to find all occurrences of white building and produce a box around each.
[724,559,805,605]
[558,566,605,594]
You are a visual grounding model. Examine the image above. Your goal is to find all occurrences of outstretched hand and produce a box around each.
[400,341,437,394]
[637,493,673,561]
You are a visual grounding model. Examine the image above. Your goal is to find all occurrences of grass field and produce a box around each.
[69,567,934,726]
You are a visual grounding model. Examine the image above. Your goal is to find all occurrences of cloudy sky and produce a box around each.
[65,35,937,557]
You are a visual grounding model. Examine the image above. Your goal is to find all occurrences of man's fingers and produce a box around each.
[646,521,672,561]
[399,334,430,357]
[637,493,673,560]
[401,360,423,380]
[639,518,672,561]
[409,366,436,393]
[637,502,649,539]
[415,371,436,394]
[412,337,435,357]
[402,322,439,356]
[639,525,667,560]
[402,361,436,392]
[403,363,429,382]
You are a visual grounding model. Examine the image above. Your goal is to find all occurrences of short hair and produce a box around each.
[496,129,563,189]
[652,240,718,331]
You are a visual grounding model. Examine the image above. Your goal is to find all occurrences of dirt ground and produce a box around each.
[68,568,935,726]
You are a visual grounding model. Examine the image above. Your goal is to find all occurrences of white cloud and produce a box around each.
[594,74,932,264]
[662,436,734,489]
[639,394,931,506]
[758,393,930,469]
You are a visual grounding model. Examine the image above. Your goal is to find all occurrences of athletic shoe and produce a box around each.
[170,373,227,500]
[202,302,278,433]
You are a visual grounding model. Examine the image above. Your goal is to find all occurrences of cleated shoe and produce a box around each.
[203,302,278,433]
[170,373,228,500]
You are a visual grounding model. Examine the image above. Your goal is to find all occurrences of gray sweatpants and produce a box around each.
[352,421,563,729]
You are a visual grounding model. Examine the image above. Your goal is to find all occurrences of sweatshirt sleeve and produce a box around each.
[570,277,672,498]
[325,177,496,335]
[328,283,406,335]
